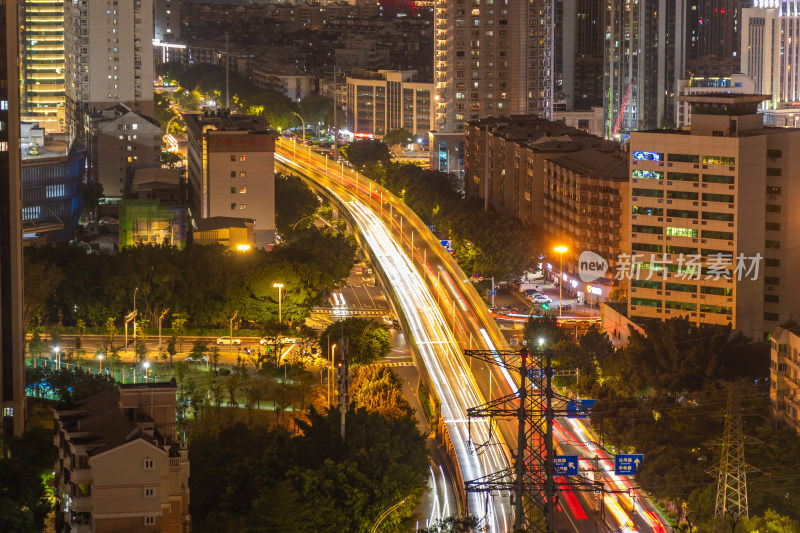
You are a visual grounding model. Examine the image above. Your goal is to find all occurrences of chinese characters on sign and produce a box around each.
[614,253,762,282]
[614,454,644,476]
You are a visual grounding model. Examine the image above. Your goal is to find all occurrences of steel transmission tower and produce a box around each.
[713,387,749,519]
[464,348,594,532]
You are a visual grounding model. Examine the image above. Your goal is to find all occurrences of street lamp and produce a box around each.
[133,287,139,343]
[143,361,150,383]
[273,283,284,323]
[554,245,568,318]
[98,353,103,373]
[53,346,60,370]
[538,337,545,348]
[463,239,495,308]
[292,111,306,145]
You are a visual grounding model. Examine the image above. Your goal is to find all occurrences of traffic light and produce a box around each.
[541,303,549,310]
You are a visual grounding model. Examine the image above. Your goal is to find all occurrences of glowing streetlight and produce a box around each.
[53,346,60,370]
[554,245,568,318]
[143,361,150,383]
[273,283,284,323]
[236,244,251,252]
[98,353,103,373]
[538,337,545,348]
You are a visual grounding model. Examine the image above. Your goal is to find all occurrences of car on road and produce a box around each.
[259,337,296,346]
[532,294,551,303]
[216,336,241,345]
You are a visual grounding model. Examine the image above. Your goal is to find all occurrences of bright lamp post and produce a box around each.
[98,353,103,373]
[143,361,150,383]
[554,245,568,318]
[273,283,284,323]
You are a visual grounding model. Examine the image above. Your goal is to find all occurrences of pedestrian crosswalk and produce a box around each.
[313,308,388,317]
[376,360,414,367]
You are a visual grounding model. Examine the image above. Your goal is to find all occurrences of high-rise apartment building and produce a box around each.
[64,0,154,136]
[604,0,687,134]
[184,111,277,248]
[346,70,433,138]
[555,0,605,111]
[0,0,25,441]
[685,0,742,78]
[20,0,66,132]
[431,1,554,170]
[627,93,800,340]
[154,0,180,43]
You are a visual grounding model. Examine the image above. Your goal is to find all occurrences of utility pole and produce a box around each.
[332,66,338,153]
[225,32,230,110]
[712,386,749,519]
[337,339,350,441]
[464,347,599,532]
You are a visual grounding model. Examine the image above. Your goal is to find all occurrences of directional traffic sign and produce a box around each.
[614,454,644,476]
[440,240,454,253]
[566,399,596,418]
[489,289,497,295]
[554,455,578,476]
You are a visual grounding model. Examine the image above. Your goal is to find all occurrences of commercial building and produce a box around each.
[464,116,618,226]
[345,70,433,138]
[1,0,25,442]
[604,0,686,135]
[184,110,276,248]
[120,168,186,250]
[771,323,800,433]
[21,128,86,243]
[627,93,800,340]
[53,382,190,533]
[64,0,154,135]
[20,0,66,132]
[676,74,756,127]
[193,216,255,251]
[431,1,554,170]
[543,149,629,302]
[252,64,314,103]
[83,105,162,198]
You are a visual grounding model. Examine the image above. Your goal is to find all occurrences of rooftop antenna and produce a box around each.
[225,32,230,110]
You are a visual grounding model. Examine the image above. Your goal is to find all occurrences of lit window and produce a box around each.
[240,171,246,178]
[239,204,246,210]
[239,155,246,161]
[239,187,247,194]
[2,407,12,417]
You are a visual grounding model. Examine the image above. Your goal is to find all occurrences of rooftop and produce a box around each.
[195,216,255,232]
[183,111,271,136]
[547,149,629,181]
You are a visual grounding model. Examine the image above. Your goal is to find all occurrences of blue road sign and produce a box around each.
[614,454,644,476]
[566,399,596,418]
[554,455,578,476]
[489,289,497,295]
[440,240,454,253]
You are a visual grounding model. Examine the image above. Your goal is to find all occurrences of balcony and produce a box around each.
[72,468,91,484]
[72,496,92,513]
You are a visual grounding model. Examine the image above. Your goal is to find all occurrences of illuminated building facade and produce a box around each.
[20,0,65,132]
[627,94,800,340]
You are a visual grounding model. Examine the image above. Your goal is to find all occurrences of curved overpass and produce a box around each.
[276,141,670,533]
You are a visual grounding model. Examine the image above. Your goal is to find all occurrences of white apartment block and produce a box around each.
[771,324,800,434]
[64,0,154,136]
[53,383,190,533]
[184,110,277,248]
[627,93,800,341]
[252,65,313,103]
[345,70,433,138]
[741,4,800,108]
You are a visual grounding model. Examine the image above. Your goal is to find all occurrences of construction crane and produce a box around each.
[612,79,634,137]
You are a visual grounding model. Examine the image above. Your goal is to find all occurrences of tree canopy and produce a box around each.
[319,318,392,367]
[341,139,392,170]
[274,172,321,234]
[189,407,429,532]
